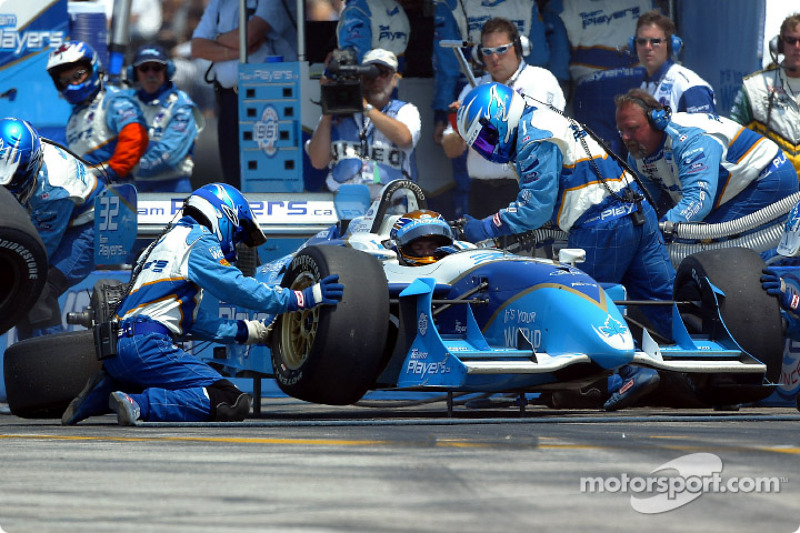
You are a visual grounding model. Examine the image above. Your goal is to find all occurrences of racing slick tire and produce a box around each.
[271,245,390,405]
[671,247,783,406]
[4,330,101,418]
[0,186,48,335]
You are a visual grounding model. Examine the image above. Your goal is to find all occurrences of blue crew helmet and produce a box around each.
[183,183,267,262]
[0,118,43,204]
[390,209,454,266]
[778,200,800,257]
[46,41,103,105]
[456,82,526,164]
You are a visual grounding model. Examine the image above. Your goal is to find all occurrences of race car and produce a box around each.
[4,180,783,416]
[223,180,783,408]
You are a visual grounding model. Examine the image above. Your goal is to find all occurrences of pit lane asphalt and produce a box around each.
[1,399,799,533]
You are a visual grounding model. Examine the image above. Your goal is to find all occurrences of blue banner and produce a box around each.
[95,183,138,267]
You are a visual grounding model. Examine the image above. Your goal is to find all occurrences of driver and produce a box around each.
[390,209,455,266]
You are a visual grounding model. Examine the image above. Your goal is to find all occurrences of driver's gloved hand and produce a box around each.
[761,267,800,312]
[288,275,344,311]
[462,213,507,243]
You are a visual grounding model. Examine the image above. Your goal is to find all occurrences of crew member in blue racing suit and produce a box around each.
[455,82,673,411]
[761,199,800,412]
[616,88,798,224]
[61,183,344,425]
[126,43,204,193]
[46,41,148,183]
[0,118,103,340]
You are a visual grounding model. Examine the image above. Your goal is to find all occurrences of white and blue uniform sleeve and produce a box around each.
[186,231,294,314]
[497,136,562,233]
[664,134,722,223]
[431,0,463,115]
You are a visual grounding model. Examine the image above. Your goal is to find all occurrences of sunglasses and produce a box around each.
[635,37,664,47]
[480,43,513,56]
[783,36,800,46]
[137,63,166,73]
[58,68,88,87]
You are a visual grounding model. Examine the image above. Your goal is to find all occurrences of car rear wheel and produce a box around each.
[271,245,389,405]
[668,247,783,406]
[0,186,48,335]
[4,330,101,418]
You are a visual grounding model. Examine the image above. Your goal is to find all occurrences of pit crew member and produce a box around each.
[46,41,148,183]
[616,88,798,224]
[760,199,800,412]
[61,183,344,425]
[0,118,103,340]
[305,48,421,200]
[730,13,800,176]
[455,82,672,411]
[635,11,716,114]
[441,17,565,218]
[126,43,204,193]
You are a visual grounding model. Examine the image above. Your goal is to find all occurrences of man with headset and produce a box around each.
[456,82,674,411]
[633,10,716,114]
[441,17,565,218]
[731,12,800,177]
[126,44,204,193]
[616,88,797,224]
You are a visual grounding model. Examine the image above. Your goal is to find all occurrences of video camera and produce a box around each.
[321,49,379,115]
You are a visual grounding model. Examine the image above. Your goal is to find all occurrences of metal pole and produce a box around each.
[239,0,247,63]
[439,40,478,87]
[297,0,305,61]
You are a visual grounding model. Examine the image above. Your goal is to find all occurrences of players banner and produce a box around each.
[94,183,138,267]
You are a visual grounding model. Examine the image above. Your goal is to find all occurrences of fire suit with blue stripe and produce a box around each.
[626,112,798,224]
[19,142,103,338]
[128,82,203,192]
[108,217,296,422]
[493,104,675,329]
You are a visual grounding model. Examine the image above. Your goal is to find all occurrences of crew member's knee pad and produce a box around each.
[206,379,252,422]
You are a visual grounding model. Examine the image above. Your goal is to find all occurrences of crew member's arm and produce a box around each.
[664,136,722,223]
[105,95,149,179]
[137,104,199,176]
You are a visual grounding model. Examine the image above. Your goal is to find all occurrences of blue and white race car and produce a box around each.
[221,180,783,408]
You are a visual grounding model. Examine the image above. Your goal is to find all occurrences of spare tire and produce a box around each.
[271,245,389,405]
[0,186,47,334]
[671,247,783,406]
[4,330,101,418]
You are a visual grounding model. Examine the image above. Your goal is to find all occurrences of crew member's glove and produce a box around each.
[288,274,344,311]
[462,213,508,243]
[239,319,274,344]
[761,267,800,312]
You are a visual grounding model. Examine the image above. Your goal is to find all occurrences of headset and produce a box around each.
[769,35,784,57]
[626,95,672,130]
[126,60,176,84]
[628,33,684,59]
[472,20,530,63]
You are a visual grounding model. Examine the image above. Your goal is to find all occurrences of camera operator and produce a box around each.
[305,48,421,199]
